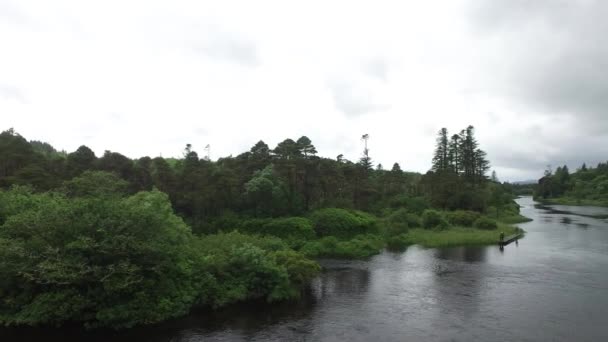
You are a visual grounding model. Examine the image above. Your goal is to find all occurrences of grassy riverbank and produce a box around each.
[387,224,523,249]
[537,197,608,208]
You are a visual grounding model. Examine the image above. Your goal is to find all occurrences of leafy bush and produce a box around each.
[0,189,204,329]
[386,234,411,250]
[382,209,410,236]
[421,209,449,229]
[262,217,316,241]
[309,208,377,238]
[196,232,320,305]
[226,217,315,247]
[388,195,430,214]
[0,189,320,329]
[61,170,129,198]
[474,217,498,230]
[446,210,481,226]
[272,250,321,288]
[300,235,383,259]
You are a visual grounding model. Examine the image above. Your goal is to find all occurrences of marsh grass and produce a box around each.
[392,224,522,248]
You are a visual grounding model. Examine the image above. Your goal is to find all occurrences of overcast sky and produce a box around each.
[1,0,607,181]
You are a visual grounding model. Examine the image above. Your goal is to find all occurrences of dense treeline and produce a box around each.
[0,128,420,230]
[0,126,524,328]
[536,162,608,206]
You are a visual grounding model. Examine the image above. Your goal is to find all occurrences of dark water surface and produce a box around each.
[3,197,608,341]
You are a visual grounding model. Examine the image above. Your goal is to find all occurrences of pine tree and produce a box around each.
[448,134,460,174]
[431,128,449,173]
[474,149,490,183]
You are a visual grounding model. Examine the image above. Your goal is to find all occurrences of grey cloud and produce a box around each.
[328,79,390,117]
[470,0,608,130]
[0,85,27,103]
[487,126,608,180]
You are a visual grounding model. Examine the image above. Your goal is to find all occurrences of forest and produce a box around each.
[0,126,525,328]
[535,162,608,207]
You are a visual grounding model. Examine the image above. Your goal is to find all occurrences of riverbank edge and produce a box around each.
[387,223,524,249]
[535,197,608,208]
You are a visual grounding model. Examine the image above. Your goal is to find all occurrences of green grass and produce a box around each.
[392,224,522,248]
[538,197,608,208]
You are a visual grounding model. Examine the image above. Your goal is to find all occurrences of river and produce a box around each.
[3,197,608,341]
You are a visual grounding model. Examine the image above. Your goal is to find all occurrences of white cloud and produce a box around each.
[1,0,606,181]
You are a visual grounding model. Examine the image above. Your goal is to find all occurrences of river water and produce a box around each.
[3,197,608,341]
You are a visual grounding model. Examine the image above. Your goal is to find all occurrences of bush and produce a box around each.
[474,217,498,230]
[262,217,316,241]
[446,210,481,226]
[0,188,320,329]
[388,195,430,214]
[226,217,315,247]
[405,213,422,228]
[61,171,129,198]
[421,209,449,229]
[383,209,410,236]
[0,189,205,329]
[196,232,320,305]
[309,208,377,238]
[300,235,383,259]
[386,234,411,250]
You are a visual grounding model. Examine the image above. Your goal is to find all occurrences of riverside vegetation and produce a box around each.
[535,162,608,207]
[0,126,527,329]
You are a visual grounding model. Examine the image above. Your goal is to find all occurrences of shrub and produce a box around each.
[388,195,430,214]
[61,171,129,198]
[212,211,243,232]
[300,235,383,259]
[0,189,205,328]
[474,217,498,230]
[239,218,271,234]
[405,213,422,228]
[383,209,410,236]
[262,217,316,247]
[421,209,449,229]
[386,234,412,250]
[446,210,481,226]
[309,208,377,238]
[197,232,319,305]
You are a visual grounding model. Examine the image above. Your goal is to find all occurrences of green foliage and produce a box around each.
[272,250,321,287]
[535,162,608,206]
[227,217,315,248]
[381,208,411,237]
[309,208,378,238]
[0,127,524,329]
[244,165,288,217]
[0,189,204,328]
[421,209,449,229]
[300,234,384,259]
[61,170,129,197]
[473,217,498,230]
[261,217,316,245]
[398,225,520,248]
[388,195,430,214]
[196,232,319,305]
[446,210,480,226]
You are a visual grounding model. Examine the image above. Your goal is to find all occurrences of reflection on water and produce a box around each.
[435,246,487,263]
[3,197,608,341]
[313,265,371,298]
